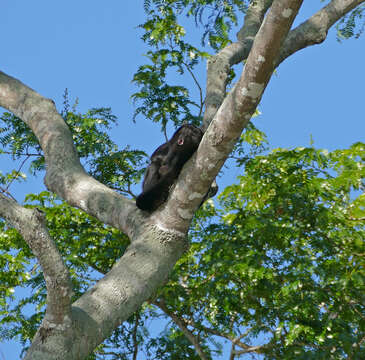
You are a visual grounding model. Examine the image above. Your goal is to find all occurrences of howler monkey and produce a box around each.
[136,124,203,212]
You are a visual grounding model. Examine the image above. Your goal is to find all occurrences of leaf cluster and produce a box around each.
[337,4,365,40]
[143,0,247,50]
[133,0,248,131]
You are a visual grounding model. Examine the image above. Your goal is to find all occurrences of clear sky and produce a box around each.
[1,0,364,359]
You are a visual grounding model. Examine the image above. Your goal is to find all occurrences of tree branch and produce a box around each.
[202,0,273,130]
[0,193,72,326]
[156,0,304,233]
[202,0,364,130]
[159,0,364,232]
[277,0,365,66]
[0,71,191,359]
[154,300,210,360]
[185,317,267,355]
[132,311,140,360]
[0,70,141,239]
[3,154,30,193]
[182,60,204,118]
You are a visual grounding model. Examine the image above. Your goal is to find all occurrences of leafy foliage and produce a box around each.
[337,4,365,40]
[133,0,247,131]
[89,147,147,197]
[133,24,207,129]
[132,52,203,129]
[142,0,247,49]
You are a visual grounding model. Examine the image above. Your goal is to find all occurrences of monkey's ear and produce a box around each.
[177,138,184,146]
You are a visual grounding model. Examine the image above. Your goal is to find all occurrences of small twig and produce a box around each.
[348,216,365,221]
[229,342,236,360]
[153,299,210,360]
[0,187,17,201]
[132,311,140,360]
[2,150,40,156]
[163,127,168,142]
[106,184,136,198]
[4,154,31,192]
[182,60,204,118]
[127,182,137,199]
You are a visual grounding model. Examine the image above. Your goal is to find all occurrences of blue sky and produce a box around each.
[1,0,364,359]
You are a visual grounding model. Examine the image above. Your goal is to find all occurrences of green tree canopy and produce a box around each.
[0,1,364,359]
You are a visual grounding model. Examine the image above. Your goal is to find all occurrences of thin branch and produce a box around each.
[277,0,365,66]
[232,327,255,348]
[153,300,210,360]
[182,60,204,118]
[4,154,31,192]
[185,316,273,357]
[0,187,17,201]
[184,315,231,340]
[233,344,269,356]
[132,311,140,360]
[348,216,365,221]
[95,350,122,358]
[186,318,261,351]
[202,0,365,130]
[1,150,41,156]
[231,328,275,356]
[229,341,236,360]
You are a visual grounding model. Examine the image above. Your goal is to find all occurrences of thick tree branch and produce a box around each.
[175,0,363,234]
[154,300,210,360]
[0,72,191,359]
[0,70,141,239]
[0,194,72,325]
[20,223,188,360]
[156,0,303,233]
[202,0,272,130]
[277,0,365,65]
[203,0,364,131]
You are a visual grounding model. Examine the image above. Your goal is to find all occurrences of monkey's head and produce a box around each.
[174,124,203,153]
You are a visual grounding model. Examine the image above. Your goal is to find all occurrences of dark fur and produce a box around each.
[136,124,203,212]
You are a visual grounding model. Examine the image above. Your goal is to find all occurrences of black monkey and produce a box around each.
[136,124,203,212]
